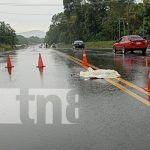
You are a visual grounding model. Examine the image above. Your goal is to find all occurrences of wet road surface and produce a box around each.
[0,46,150,150]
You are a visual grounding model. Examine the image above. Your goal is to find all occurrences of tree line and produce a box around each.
[17,35,44,45]
[0,21,45,50]
[0,21,17,47]
[45,0,150,45]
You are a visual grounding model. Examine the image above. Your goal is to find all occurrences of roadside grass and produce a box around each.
[57,41,115,49]
[57,41,150,49]
[57,43,72,49]
[86,41,114,49]
[0,44,13,51]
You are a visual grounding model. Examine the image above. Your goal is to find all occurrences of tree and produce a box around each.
[45,0,147,44]
[0,22,17,46]
[143,0,150,34]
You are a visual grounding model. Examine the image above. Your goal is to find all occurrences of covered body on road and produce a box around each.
[80,67,120,79]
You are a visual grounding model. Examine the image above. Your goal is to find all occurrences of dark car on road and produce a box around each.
[51,43,56,48]
[73,40,85,50]
[113,35,148,54]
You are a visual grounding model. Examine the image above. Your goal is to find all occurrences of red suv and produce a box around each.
[113,35,148,54]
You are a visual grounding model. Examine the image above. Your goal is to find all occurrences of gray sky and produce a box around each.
[0,0,142,33]
[0,0,63,33]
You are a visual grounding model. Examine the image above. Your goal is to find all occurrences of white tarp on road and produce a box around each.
[80,67,120,79]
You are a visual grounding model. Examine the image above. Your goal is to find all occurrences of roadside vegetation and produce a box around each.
[0,21,17,51]
[0,44,14,51]
[57,41,115,49]
[86,41,115,49]
[45,0,150,48]
[17,35,44,45]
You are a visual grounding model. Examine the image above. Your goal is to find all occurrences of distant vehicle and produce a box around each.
[113,35,148,54]
[51,43,56,48]
[39,44,43,48]
[73,40,85,50]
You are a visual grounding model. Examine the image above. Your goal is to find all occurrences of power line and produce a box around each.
[0,1,143,6]
[0,1,141,7]
[0,11,54,16]
[0,3,63,7]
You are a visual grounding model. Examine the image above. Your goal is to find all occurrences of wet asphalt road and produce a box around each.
[0,46,150,150]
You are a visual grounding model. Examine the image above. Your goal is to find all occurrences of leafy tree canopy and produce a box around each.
[45,0,150,45]
[0,21,17,46]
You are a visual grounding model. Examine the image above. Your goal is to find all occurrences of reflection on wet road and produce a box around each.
[65,51,150,103]
[0,46,150,150]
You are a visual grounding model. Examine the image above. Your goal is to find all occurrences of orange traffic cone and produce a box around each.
[144,70,150,92]
[36,53,45,68]
[82,49,89,67]
[5,54,14,68]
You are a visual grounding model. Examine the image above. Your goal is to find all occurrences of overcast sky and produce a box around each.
[0,0,63,33]
[0,0,142,33]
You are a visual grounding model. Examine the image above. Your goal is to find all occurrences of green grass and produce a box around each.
[57,41,115,49]
[85,41,114,49]
[57,41,150,49]
[0,44,13,51]
[57,43,72,49]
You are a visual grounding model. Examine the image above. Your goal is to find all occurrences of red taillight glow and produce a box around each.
[129,41,134,44]
[142,40,148,44]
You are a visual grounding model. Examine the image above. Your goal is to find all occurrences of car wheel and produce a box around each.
[142,48,146,54]
[122,47,126,54]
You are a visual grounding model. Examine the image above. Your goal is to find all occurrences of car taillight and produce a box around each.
[129,41,134,44]
[143,40,148,44]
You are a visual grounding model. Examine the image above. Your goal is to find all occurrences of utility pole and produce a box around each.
[118,18,126,39]
[143,2,145,37]
[122,19,126,35]
[143,17,145,36]
[127,0,129,35]
[119,18,121,39]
